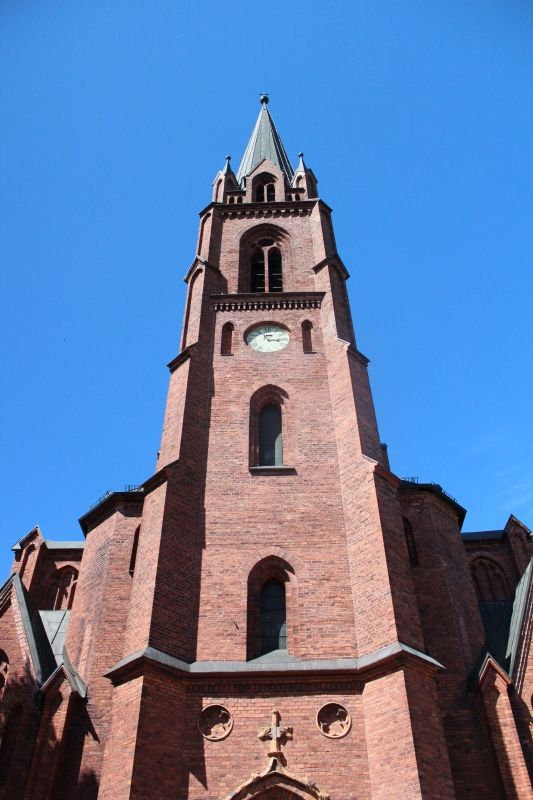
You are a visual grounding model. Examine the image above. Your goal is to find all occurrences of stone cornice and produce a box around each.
[211,292,325,313]
[104,641,444,687]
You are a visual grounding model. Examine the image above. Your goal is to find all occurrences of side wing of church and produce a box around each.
[0,98,532,800]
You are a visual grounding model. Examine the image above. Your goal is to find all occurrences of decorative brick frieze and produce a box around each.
[212,291,324,312]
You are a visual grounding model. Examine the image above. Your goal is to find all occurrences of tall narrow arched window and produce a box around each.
[302,320,314,353]
[0,651,8,702]
[266,184,275,202]
[255,184,265,202]
[129,526,140,577]
[251,249,266,292]
[260,580,287,654]
[403,517,418,566]
[259,405,283,466]
[221,322,234,355]
[268,247,283,292]
[0,704,22,785]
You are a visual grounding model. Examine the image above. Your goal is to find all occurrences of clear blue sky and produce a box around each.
[1,1,532,576]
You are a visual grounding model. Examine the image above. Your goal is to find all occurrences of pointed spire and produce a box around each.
[295,152,306,172]
[222,154,233,174]
[236,95,294,184]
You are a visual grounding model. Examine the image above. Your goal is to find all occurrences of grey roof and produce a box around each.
[39,610,70,664]
[236,102,294,184]
[44,539,85,550]
[462,530,504,541]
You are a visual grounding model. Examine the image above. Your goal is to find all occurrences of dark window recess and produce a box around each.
[129,526,140,577]
[255,185,265,202]
[403,517,418,566]
[260,580,287,654]
[266,184,275,202]
[302,320,313,353]
[268,248,283,292]
[259,404,283,466]
[251,249,266,292]
[221,322,234,355]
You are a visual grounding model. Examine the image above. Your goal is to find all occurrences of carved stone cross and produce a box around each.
[258,709,293,758]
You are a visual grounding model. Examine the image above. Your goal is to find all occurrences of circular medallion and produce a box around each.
[316,702,351,739]
[198,705,233,741]
[246,324,289,353]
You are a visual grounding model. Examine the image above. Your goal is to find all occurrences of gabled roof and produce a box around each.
[0,573,86,696]
[236,98,294,184]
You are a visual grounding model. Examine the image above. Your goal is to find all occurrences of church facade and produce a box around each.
[0,98,532,799]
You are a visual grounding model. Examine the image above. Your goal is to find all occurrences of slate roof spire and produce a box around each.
[236,95,294,184]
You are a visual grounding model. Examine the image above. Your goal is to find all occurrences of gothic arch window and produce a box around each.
[0,704,22,785]
[239,225,291,294]
[470,557,511,603]
[221,322,234,355]
[46,566,78,610]
[249,385,289,468]
[247,556,296,660]
[0,651,8,702]
[259,405,283,466]
[260,580,287,654]
[214,179,222,202]
[403,517,418,567]
[129,526,140,577]
[301,320,314,353]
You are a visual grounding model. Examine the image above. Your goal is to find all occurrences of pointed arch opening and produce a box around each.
[247,556,297,661]
[221,321,235,356]
[249,385,289,468]
[470,557,512,603]
[239,225,291,294]
[253,172,277,203]
[46,566,78,610]
[129,526,140,577]
[403,517,418,567]
[301,320,314,354]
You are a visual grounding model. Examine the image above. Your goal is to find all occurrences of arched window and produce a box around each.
[221,322,234,355]
[255,184,265,202]
[266,183,275,202]
[46,567,78,610]
[250,241,283,293]
[259,405,283,466]
[302,320,314,353]
[403,517,418,566]
[470,557,511,603]
[260,580,287,654]
[0,704,22,785]
[129,526,140,577]
[253,173,276,203]
[0,651,8,702]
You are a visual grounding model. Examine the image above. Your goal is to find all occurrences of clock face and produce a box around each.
[246,324,289,353]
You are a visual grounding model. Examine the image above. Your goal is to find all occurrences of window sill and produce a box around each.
[249,465,296,475]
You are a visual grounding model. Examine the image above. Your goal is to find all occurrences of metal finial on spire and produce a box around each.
[298,152,304,159]
[259,93,269,105]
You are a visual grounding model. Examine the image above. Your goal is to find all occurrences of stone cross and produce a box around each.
[258,709,293,758]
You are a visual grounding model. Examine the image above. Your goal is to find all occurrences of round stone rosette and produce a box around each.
[316,702,351,739]
[197,705,233,741]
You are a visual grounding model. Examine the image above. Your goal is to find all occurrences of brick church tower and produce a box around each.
[1,97,532,799]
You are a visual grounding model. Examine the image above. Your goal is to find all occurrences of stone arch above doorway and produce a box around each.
[222,757,331,800]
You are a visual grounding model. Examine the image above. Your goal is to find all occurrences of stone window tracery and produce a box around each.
[470,557,511,603]
[46,566,78,610]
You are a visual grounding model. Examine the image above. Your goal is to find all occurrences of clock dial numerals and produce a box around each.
[246,325,289,353]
